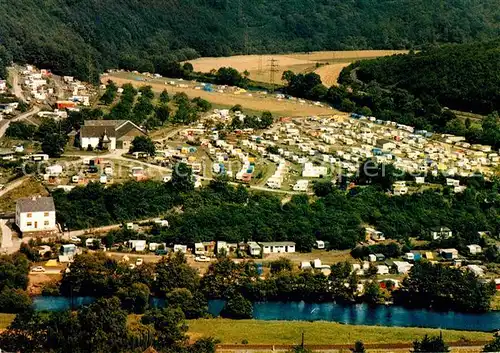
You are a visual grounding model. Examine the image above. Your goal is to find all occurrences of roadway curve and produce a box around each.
[0,106,40,139]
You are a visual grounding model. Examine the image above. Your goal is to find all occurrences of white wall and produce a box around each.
[16,211,56,232]
[81,137,116,150]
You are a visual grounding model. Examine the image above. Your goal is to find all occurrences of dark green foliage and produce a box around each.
[154,252,199,296]
[269,257,293,274]
[282,71,326,101]
[141,307,188,348]
[170,162,195,192]
[396,261,497,312]
[100,80,118,105]
[313,181,334,197]
[220,293,253,319]
[159,89,170,104]
[230,111,274,130]
[351,340,367,353]
[0,288,32,313]
[3,1,500,81]
[130,136,156,156]
[116,283,150,314]
[413,334,450,353]
[0,254,30,292]
[483,334,500,352]
[5,122,36,140]
[41,133,67,158]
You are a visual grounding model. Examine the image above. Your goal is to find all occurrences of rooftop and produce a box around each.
[17,196,55,213]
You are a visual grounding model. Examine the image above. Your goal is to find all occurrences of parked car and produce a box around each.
[70,236,81,243]
[135,258,143,266]
[195,256,210,262]
[31,266,45,272]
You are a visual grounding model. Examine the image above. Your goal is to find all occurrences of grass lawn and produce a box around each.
[187,319,493,345]
[0,178,48,212]
[0,314,16,330]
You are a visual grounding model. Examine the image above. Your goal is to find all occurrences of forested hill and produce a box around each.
[339,40,500,114]
[1,0,500,81]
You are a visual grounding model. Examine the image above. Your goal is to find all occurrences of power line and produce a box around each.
[268,58,279,91]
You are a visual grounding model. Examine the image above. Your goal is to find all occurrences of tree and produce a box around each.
[313,181,334,197]
[141,307,188,348]
[5,122,36,140]
[412,334,450,353]
[0,288,32,313]
[155,105,170,124]
[363,281,384,305]
[230,104,242,112]
[117,282,150,314]
[220,293,253,319]
[170,162,194,192]
[270,257,293,274]
[351,340,366,353]
[77,297,129,353]
[42,133,67,157]
[154,252,199,296]
[130,136,155,156]
[159,89,170,104]
[483,334,500,352]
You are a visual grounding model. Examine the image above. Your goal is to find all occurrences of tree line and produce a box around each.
[2,0,500,82]
[52,166,500,253]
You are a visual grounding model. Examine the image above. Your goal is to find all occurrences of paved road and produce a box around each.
[0,219,22,254]
[9,67,25,102]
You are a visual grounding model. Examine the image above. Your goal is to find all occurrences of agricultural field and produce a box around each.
[103,73,335,117]
[186,50,408,87]
[187,319,492,345]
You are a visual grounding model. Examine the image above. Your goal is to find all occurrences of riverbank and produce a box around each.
[187,319,493,345]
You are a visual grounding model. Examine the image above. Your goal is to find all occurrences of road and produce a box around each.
[0,105,40,139]
[9,67,25,102]
[0,175,30,198]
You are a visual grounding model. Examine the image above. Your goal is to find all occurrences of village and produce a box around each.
[0,64,498,306]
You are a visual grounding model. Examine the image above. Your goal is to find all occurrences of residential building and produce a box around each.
[15,196,56,233]
[377,265,389,275]
[429,226,452,240]
[80,120,146,151]
[259,241,296,254]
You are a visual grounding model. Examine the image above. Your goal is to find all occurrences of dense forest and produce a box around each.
[1,0,500,80]
[339,40,500,114]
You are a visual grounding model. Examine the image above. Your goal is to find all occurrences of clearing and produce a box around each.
[187,319,492,346]
[0,177,48,212]
[103,72,335,117]
[185,50,408,87]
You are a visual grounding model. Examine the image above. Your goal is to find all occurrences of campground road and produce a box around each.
[0,106,40,139]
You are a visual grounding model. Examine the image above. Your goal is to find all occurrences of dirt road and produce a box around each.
[0,106,40,139]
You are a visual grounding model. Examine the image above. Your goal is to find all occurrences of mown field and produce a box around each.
[186,50,409,87]
[187,319,493,345]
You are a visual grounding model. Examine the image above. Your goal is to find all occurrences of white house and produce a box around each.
[80,120,146,151]
[466,264,484,277]
[430,226,452,240]
[15,196,56,233]
[259,241,295,254]
[128,240,147,252]
[315,240,325,249]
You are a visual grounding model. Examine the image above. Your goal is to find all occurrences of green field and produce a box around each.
[187,319,493,345]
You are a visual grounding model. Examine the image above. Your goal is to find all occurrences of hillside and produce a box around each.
[339,41,500,114]
[1,0,500,80]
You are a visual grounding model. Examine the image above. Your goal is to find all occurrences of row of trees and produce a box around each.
[53,168,500,252]
[0,297,218,353]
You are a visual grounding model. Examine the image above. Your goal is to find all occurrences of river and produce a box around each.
[32,297,500,332]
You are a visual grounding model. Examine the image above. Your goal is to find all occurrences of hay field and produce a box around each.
[187,319,492,345]
[186,50,408,86]
[104,73,336,117]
